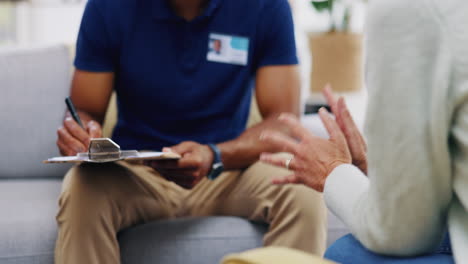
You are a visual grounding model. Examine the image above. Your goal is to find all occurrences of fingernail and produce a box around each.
[342,98,348,108]
[65,117,73,122]
[338,96,344,104]
[162,147,172,152]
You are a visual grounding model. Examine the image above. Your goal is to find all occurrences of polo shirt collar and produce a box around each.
[153,0,222,21]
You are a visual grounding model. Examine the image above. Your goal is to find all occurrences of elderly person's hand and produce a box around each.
[259,109,352,192]
[323,85,368,174]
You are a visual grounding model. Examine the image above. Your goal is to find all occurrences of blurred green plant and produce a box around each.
[311,0,334,12]
[310,0,363,33]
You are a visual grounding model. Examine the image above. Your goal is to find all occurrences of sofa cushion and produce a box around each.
[0,179,61,264]
[0,179,268,264]
[0,45,72,178]
[119,217,267,264]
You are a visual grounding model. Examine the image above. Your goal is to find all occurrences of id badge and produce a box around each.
[207,33,249,66]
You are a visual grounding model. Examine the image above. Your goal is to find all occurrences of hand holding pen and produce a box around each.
[56,97,103,156]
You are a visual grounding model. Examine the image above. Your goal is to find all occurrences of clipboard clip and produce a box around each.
[86,138,122,162]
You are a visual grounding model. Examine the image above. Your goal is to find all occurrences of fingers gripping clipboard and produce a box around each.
[44,138,180,164]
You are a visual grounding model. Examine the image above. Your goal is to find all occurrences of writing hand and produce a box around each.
[56,112,102,156]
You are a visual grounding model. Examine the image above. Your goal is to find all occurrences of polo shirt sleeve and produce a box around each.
[255,0,298,68]
[74,0,115,72]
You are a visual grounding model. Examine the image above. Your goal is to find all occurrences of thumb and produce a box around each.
[167,142,193,155]
[87,120,102,138]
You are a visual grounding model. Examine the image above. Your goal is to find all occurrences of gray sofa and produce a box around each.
[0,44,348,264]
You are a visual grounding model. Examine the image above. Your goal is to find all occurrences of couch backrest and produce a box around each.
[0,45,72,178]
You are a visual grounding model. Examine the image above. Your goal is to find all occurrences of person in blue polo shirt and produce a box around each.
[54,0,327,262]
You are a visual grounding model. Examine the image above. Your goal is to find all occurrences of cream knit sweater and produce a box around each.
[324,0,468,262]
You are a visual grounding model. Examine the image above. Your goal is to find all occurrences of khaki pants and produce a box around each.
[55,159,327,264]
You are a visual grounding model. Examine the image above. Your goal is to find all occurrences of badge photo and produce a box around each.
[207,33,249,66]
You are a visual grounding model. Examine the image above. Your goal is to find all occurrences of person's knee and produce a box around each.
[278,185,326,223]
[58,163,126,224]
[65,164,111,200]
[266,185,327,254]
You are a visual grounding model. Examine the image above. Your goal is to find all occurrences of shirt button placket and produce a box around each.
[181,22,199,73]
[182,23,190,70]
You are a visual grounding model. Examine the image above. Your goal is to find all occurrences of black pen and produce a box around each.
[65,96,84,129]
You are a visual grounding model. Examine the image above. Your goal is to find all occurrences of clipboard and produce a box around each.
[44,138,181,164]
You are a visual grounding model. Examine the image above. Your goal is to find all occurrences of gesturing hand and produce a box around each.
[323,85,368,174]
[145,141,214,189]
[259,109,352,192]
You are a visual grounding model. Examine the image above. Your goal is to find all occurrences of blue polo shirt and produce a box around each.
[75,0,298,151]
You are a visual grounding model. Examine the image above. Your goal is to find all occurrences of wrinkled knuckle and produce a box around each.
[261,132,272,139]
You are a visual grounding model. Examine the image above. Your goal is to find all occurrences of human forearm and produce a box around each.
[69,69,114,124]
[57,69,112,155]
[216,63,300,170]
[218,113,296,170]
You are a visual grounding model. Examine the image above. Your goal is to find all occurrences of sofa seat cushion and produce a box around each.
[0,179,268,264]
[0,179,62,264]
[119,217,267,264]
